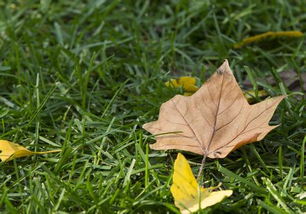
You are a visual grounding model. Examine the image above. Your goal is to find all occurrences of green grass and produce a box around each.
[0,0,305,213]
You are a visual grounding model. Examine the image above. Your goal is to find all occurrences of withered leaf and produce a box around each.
[143,60,284,158]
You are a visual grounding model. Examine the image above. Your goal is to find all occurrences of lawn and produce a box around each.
[0,0,305,213]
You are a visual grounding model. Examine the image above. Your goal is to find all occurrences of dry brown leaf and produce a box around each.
[143,60,284,158]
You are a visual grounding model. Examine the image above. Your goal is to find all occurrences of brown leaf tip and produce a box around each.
[217,59,232,75]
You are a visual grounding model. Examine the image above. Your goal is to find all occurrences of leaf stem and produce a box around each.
[197,154,207,184]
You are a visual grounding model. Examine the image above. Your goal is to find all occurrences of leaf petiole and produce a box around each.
[197,154,207,184]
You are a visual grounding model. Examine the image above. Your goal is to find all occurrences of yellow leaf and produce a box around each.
[234,31,304,48]
[0,140,61,162]
[171,153,232,213]
[177,77,199,93]
[165,76,198,93]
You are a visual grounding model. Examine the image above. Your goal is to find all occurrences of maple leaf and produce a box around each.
[0,140,61,162]
[171,153,232,213]
[143,60,284,158]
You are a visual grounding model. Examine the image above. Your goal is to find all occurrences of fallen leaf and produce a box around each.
[171,153,232,213]
[165,76,199,93]
[143,60,284,158]
[234,31,303,48]
[0,140,61,162]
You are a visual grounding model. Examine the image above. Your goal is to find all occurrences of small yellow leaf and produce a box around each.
[165,76,198,93]
[171,153,232,213]
[0,140,61,162]
[177,77,199,93]
[234,31,304,48]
